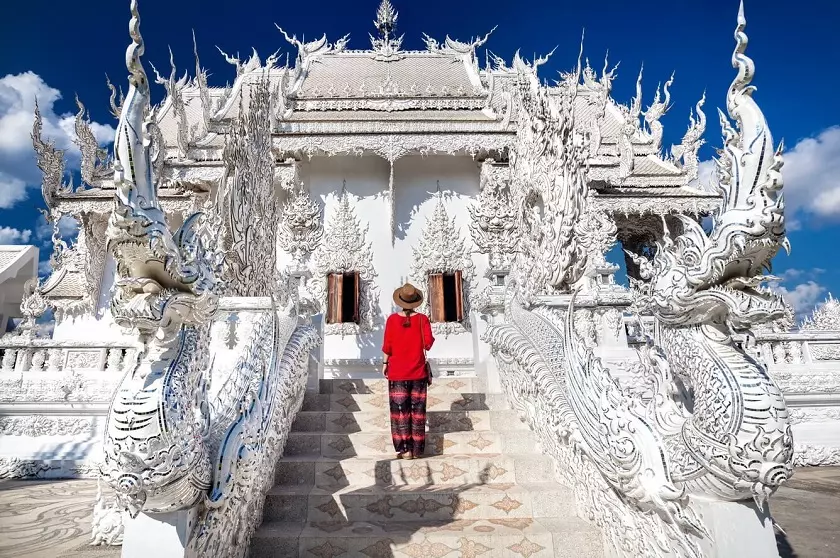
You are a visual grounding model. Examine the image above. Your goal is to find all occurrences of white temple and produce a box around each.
[1,1,839,556]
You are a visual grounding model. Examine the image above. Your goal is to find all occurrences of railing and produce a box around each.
[753,332,840,366]
[0,338,139,374]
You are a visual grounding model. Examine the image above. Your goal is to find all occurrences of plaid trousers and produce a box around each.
[388,379,428,455]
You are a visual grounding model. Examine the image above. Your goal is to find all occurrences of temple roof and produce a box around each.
[294,52,483,100]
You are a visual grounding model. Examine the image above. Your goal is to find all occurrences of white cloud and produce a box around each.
[691,126,840,222]
[782,126,840,220]
[0,71,115,210]
[0,226,33,244]
[770,279,826,318]
[690,160,717,193]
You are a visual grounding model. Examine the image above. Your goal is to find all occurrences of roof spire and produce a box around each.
[370,0,403,58]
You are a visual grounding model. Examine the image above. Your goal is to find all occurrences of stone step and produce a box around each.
[292,409,530,434]
[275,453,557,488]
[263,482,575,523]
[250,517,603,558]
[284,430,536,458]
[301,392,510,413]
[319,377,482,395]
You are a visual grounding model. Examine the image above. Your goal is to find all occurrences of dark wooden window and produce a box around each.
[326,272,360,324]
[428,271,464,323]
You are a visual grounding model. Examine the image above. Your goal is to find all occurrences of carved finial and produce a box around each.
[126,0,148,94]
[370,0,404,57]
[374,0,398,39]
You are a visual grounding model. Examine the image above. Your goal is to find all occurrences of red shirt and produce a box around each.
[382,312,435,381]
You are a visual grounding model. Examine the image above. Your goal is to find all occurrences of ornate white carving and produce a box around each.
[510,52,589,302]
[671,94,707,183]
[31,100,72,209]
[0,458,58,479]
[801,294,840,360]
[486,5,794,557]
[469,160,518,269]
[100,14,324,558]
[792,444,840,467]
[311,189,379,336]
[150,50,191,159]
[0,416,93,437]
[101,1,223,517]
[369,1,403,59]
[74,96,112,187]
[90,480,125,546]
[219,76,278,296]
[410,193,476,336]
[277,182,323,265]
[643,73,674,153]
[274,133,512,160]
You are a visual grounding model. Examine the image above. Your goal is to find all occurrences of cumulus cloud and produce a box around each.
[0,226,33,244]
[0,71,115,209]
[782,126,840,221]
[768,269,828,320]
[690,160,717,193]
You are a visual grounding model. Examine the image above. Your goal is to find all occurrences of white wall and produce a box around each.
[282,154,490,366]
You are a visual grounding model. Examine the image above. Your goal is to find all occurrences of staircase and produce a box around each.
[250,376,603,557]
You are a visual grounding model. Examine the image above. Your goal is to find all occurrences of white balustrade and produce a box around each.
[0,338,139,374]
[753,332,840,367]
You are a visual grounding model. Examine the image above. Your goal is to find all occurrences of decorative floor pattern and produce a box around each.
[253,377,603,557]
[0,479,119,558]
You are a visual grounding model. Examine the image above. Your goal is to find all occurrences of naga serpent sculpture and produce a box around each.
[486,2,792,555]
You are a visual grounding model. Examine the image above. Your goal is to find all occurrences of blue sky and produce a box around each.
[0,0,838,319]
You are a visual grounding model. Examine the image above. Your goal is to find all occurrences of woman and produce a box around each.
[381,283,435,460]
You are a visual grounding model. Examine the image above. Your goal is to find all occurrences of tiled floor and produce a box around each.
[0,466,837,556]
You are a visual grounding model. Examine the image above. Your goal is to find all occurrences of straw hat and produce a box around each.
[393,283,424,310]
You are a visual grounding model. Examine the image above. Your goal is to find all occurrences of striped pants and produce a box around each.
[388,379,428,455]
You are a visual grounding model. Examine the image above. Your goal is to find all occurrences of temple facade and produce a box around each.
[36,0,712,380]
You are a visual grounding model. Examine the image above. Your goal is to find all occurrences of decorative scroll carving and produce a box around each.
[277,183,323,265]
[74,96,111,187]
[101,13,323,558]
[581,55,617,158]
[90,480,125,546]
[616,67,643,181]
[32,100,72,209]
[510,52,589,302]
[643,73,673,152]
[671,94,707,183]
[311,190,378,336]
[410,193,476,336]
[150,49,190,159]
[574,191,618,290]
[0,415,92,437]
[219,77,278,297]
[469,160,518,269]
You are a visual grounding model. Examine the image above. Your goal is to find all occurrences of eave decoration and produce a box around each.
[410,190,476,336]
[310,187,379,336]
